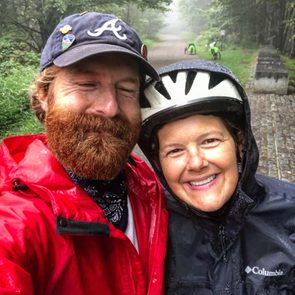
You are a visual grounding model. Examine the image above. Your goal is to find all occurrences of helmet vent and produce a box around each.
[209,73,226,89]
[169,71,178,82]
[185,71,197,95]
[154,81,172,100]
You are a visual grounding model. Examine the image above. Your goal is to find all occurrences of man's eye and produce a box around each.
[117,87,138,98]
[77,82,97,88]
[166,148,183,156]
[117,87,136,93]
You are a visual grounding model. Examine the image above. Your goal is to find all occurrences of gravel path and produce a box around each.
[148,34,198,69]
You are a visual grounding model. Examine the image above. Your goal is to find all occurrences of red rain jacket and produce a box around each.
[0,135,167,295]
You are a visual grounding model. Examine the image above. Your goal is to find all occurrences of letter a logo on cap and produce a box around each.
[87,19,127,40]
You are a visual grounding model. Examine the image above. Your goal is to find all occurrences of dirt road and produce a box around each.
[148,34,197,69]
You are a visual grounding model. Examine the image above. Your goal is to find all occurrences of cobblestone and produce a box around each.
[247,90,295,183]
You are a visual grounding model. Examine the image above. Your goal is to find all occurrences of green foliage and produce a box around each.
[177,0,294,56]
[1,112,44,139]
[0,65,38,138]
[196,28,221,45]
[0,36,39,76]
[131,9,166,40]
[177,0,210,34]
[0,0,171,52]
[282,55,295,87]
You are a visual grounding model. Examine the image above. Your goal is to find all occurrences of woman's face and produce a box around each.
[158,114,240,212]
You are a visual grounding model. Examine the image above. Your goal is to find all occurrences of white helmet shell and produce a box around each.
[142,70,242,121]
[138,59,245,171]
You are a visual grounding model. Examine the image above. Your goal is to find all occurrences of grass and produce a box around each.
[1,111,44,139]
[281,55,295,87]
[178,31,258,86]
[0,65,41,140]
[195,43,257,86]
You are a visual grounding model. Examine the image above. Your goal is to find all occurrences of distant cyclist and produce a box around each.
[209,41,221,60]
[185,42,197,55]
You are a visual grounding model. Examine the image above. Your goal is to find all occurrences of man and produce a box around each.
[0,12,167,295]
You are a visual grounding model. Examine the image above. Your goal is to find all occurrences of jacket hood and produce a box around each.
[163,60,261,196]
[140,60,264,216]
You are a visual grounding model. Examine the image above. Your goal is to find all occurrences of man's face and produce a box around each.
[42,53,142,180]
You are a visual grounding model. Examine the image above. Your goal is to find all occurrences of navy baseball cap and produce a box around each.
[40,12,158,80]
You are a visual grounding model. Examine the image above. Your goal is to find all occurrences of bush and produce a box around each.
[0,64,38,137]
[0,36,39,77]
[1,111,44,139]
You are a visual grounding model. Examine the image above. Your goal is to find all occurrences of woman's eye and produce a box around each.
[202,138,221,146]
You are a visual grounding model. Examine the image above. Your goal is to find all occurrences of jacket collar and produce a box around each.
[0,134,129,226]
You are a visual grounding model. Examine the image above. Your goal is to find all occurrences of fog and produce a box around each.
[160,0,187,34]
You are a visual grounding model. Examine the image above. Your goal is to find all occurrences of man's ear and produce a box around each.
[37,88,49,112]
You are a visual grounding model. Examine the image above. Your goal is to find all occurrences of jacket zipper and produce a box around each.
[218,224,227,262]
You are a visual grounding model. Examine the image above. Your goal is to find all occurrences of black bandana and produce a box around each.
[67,170,128,232]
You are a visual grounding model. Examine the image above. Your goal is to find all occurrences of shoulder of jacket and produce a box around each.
[255,174,295,200]
[249,174,295,221]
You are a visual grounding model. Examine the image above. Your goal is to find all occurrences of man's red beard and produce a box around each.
[45,108,141,180]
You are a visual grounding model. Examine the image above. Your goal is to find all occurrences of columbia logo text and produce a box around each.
[245,266,283,277]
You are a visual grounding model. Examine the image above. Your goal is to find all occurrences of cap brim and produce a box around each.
[53,43,159,80]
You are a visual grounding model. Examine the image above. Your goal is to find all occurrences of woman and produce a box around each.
[138,60,295,294]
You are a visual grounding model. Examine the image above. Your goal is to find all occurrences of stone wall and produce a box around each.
[253,47,289,95]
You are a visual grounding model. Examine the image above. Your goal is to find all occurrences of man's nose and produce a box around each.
[89,87,119,117]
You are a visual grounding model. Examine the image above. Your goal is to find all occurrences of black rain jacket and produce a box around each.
[164,62,295,294]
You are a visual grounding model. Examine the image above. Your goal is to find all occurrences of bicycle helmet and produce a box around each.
[138,59,245,172]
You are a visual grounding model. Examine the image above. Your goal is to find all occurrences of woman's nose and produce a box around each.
[187,149,208,171]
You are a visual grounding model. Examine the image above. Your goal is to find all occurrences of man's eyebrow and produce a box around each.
[70,68,97,75]
[70,68,140,84]
[117,77,140,84]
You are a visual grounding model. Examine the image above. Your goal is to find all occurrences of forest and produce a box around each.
[178,0,295,57]
[0,0,294,138]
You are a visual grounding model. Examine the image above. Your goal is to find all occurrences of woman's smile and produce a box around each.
[188,174,217,188]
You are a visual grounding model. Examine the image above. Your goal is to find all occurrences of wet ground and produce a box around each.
[134,34,295,183]
[147,34,197,68]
